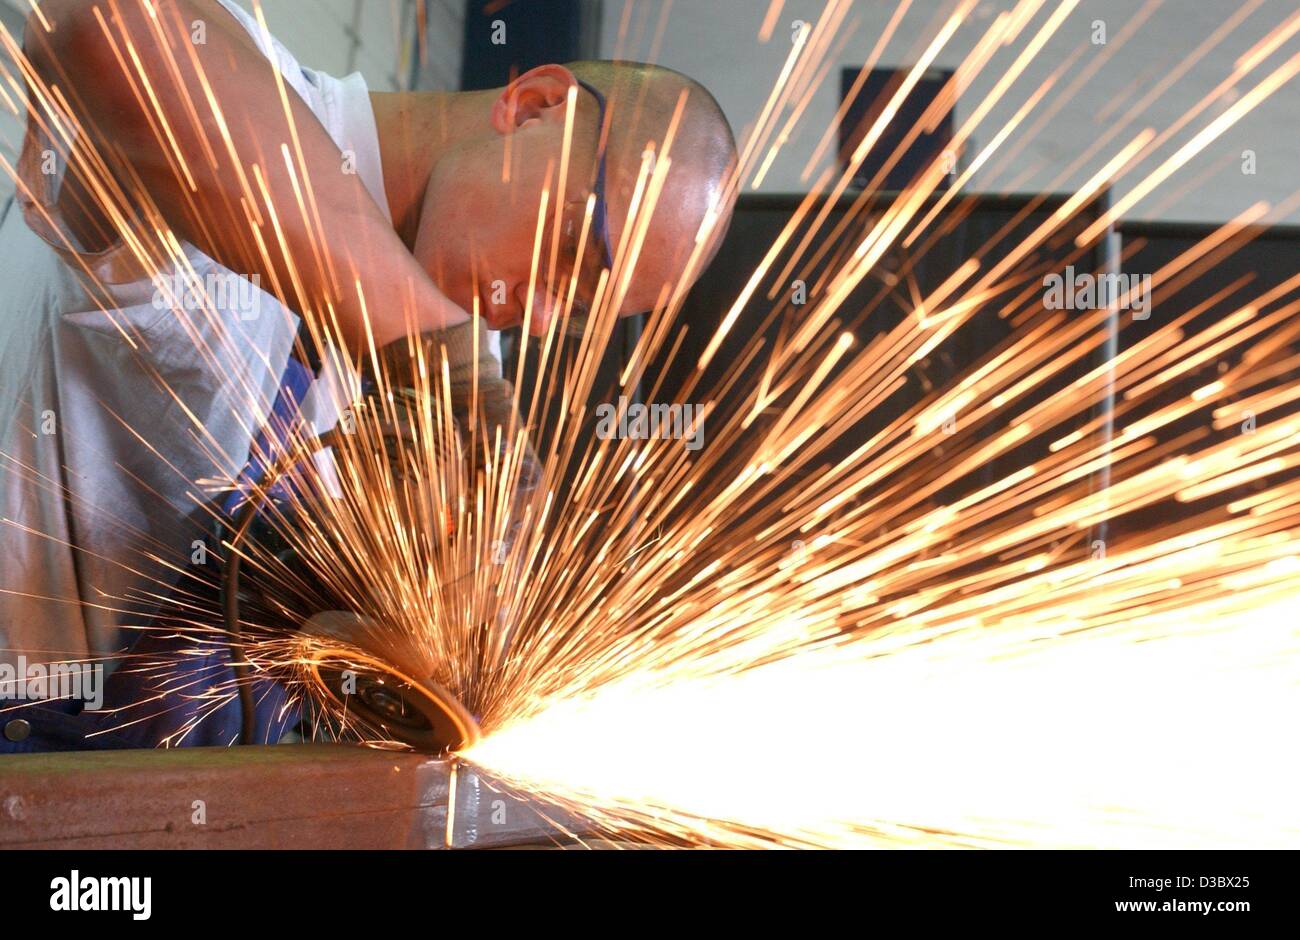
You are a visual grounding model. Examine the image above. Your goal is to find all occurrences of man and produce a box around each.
[0,0,736,750]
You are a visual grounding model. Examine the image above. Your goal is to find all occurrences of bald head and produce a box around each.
[566,60,738,315]
[411,59,737,334]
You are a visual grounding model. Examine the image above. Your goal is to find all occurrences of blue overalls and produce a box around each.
[0,349,320,752]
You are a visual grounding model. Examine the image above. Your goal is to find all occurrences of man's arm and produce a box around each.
[24,0,466,353]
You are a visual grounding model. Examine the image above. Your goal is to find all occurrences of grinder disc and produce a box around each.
[301,611,480,753]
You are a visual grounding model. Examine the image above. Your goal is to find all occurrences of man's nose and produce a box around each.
[526,288,557,337]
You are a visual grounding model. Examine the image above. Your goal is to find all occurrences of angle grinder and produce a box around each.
[218,409,483,755]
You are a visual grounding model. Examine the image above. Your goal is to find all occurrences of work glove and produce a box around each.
[371,319,542,556]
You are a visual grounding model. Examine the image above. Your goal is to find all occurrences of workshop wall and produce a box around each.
[231,0,466,92]
[599,0,1300,226]
[0,0,24,200]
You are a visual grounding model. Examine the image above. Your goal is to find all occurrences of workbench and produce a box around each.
[0,745,593,849]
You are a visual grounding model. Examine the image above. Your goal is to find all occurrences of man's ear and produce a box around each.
[490,64,577,134]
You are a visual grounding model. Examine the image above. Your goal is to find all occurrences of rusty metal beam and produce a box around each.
[0,745,589,849]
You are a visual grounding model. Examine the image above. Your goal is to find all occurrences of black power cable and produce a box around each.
[218,428,342,744]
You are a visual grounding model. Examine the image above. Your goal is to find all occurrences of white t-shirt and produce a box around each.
[0,0,385,670]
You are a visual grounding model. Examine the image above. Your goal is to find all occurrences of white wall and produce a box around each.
[415,0,467,91]
[0,0,26,198]
[232,0,469,94]
[600,0,1300,226]
[232,0,463,92]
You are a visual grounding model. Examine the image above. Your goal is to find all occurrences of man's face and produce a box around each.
[415,70,608,337]
[414,65,732,338]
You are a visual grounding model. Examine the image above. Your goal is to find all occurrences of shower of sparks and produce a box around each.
[466,590,1300,848]
[1,0,1299,847]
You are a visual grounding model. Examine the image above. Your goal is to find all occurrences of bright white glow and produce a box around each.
[467,592,1300,848]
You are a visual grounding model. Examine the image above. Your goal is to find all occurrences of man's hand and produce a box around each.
[374,320,542,549]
